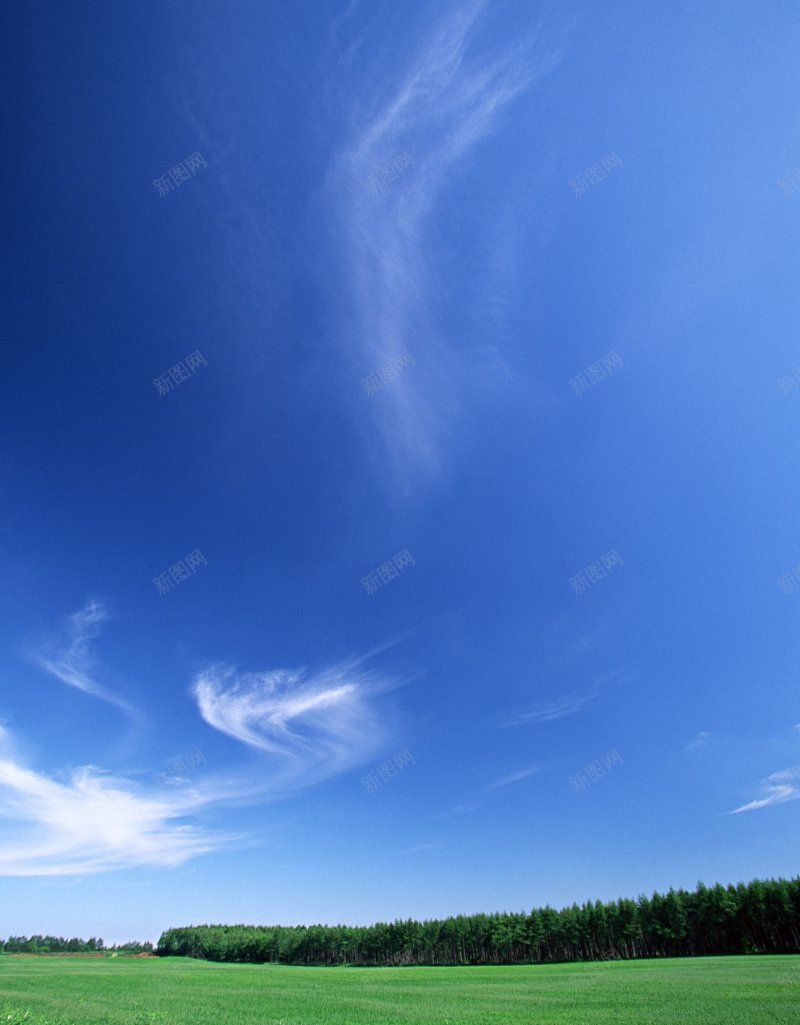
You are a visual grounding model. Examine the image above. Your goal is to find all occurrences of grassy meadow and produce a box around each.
[0,954,798,1024]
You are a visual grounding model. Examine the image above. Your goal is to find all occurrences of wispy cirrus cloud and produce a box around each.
[11,624,399,873]
[323,0,561,483]
[433,763,539,819]
[729,765,800,815]
[33,601,140,720]
[501,693,594,728]
[0,728,224,876]
[686,731,711,751]
[193,657,389,791]
[479,765,540,794]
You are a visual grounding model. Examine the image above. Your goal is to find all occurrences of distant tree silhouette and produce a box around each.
[154,876,800,966]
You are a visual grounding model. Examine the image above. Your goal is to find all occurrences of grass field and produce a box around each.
[0,954,798,1024]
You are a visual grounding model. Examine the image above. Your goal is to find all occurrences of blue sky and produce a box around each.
[1,0,800,944]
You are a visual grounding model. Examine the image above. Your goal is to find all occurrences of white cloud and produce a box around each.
[323,0,561,484]
[0,750,223,876]
[399,841,438,855]
[34,601,140,719]
[432,764,539,820]
[480,765,540,793]
[193,658,388,791]
[0,645,394,875]
[686,731,710,751]
[501,693,593,727]
[432,797,486,820]
[8,631,399,874]
[730,765,800,814]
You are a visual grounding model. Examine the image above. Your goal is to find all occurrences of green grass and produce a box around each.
[0,954,797,1024]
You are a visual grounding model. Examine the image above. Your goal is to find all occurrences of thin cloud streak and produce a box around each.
[193,657,390,792]
[323,0,561,483]
[501,693,594,728]
[686,731,711,751]
[479,765,540,794]
[729,765,800,814]
[0,740,227,876]
[34,601,140,720]
[432,763,540,820]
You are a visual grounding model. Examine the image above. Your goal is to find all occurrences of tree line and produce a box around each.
[1,936,153,955]
[156,876,800,966]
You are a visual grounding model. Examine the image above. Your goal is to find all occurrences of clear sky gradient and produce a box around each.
[1,0,799,944]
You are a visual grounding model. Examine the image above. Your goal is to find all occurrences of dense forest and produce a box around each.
[156,877,800,966]
[1,936,153,955]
